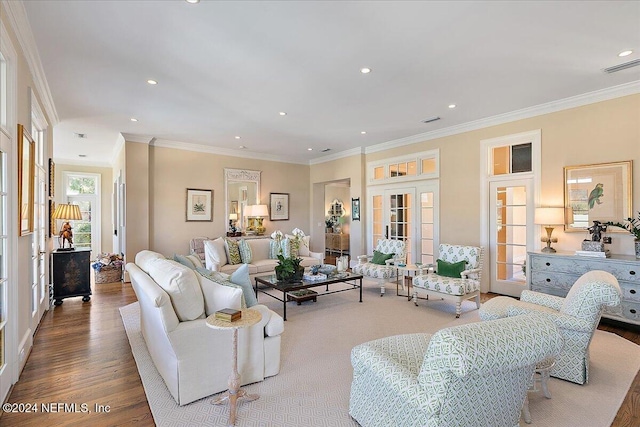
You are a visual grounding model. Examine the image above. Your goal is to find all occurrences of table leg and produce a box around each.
[283,290,287,321]
[359,278,363,302]
[212,329,259,426]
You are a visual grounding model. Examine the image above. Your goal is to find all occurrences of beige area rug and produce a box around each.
[120,283,640,427]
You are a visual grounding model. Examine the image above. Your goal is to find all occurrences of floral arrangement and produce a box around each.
[606,211,640,240]
[92,252,124,271]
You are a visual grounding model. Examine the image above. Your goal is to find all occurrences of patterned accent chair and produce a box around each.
[412,244,484,318]
[352,239,406,296]
[189,236,212,263]
[479,270,621,384]
[349,315,563,427]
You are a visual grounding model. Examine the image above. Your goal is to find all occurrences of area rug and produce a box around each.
[120,285,640,427]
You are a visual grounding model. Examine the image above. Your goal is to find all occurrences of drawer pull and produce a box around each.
[546,278,551,283]
[545,262,550,266]
[630,271,636,275]
[631,289,637,294]
[631,309,637,314]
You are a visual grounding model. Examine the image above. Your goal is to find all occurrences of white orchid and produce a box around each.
[292,228,305,238]
[271,230,284,242]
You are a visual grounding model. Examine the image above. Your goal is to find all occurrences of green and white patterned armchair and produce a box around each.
[352,239,406,296]
[349,315,563,427]
[412,244,484,318]
[479,270,621,384]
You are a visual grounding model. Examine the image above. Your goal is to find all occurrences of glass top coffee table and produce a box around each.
[254,272,363,321]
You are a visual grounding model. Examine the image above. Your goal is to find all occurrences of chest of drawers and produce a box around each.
[527,251,640,326]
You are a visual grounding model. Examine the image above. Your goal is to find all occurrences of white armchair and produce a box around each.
[349,315,563,427]
[479,270,621,384]
[352,239,406,296]
[412,244,484,318]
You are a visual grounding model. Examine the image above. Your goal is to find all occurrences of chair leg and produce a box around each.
[380,285,385,297]
[522,395,532,424]
[474,294,481,309]
[455,302,462,318]
[412,291,418,306]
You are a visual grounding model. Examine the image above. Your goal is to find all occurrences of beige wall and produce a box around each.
[54,163,113,254]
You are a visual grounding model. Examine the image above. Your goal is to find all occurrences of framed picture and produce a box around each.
[352,197,361,221]
[186,188,213,222]
[49,200,56,237]
[269,192,289,221]
[18,124,35,236]
[564,160,632,232]
[48,158,55,198]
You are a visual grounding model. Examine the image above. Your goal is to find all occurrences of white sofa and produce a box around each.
[193,236,323,276]
[126,250,284,405]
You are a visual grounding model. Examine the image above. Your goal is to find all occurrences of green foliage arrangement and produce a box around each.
[606,211,640,240]
[275,255,304,282]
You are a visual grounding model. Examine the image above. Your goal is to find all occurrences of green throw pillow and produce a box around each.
[371,250,394,265]
[437,259,466,278]
[225,238,242,265]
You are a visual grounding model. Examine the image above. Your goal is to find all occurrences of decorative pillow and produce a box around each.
[269,239,291,259]
[437,259,466,278]
[173,254,198,270]
[196,267,231,283]
[204,238,228,270]
[224,238,242,265]
[196,269,245,312]
[135,250,166,273]
[148,259,205,321]
[371,250,394,265]
[298,235,311,257]
[185,254,204,269]
[196,267,246,309]
[281,238,291,258]
[238,239,253,264]
[230,264,258,307]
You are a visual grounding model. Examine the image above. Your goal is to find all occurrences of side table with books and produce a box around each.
[206,308,262,426]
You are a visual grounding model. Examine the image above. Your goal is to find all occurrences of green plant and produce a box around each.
[325,218,334,228]
[606,211,640,240]
[275,255,304,282]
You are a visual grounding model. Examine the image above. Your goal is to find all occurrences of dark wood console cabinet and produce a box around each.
[52,248,92,306]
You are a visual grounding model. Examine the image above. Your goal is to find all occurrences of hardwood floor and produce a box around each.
[0,279,638,426]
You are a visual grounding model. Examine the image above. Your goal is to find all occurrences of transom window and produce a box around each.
[368,150,439,184]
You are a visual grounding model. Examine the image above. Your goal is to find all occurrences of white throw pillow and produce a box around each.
[147,259,205,321]
[135,250,166,273]
[204,238,228,271]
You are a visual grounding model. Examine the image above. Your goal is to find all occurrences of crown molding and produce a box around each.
[3,1,59,126]
[52,156,112,168]
[151,138,308,164]
[364,80,640,154]
[308,146,365,165]
[121,133,154,144]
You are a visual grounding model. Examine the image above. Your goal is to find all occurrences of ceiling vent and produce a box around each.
[321,148,331,152]
[422,116,441,124]
[74,132,87,139]
[603,59,640,74]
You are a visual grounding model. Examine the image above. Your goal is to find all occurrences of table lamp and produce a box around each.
[53,203,83,251]
[228,213,238,231]
[252,204,269,235]
[244,205,255,233]
[535,207,565,253]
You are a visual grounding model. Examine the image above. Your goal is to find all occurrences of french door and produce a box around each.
[489,179,534,296]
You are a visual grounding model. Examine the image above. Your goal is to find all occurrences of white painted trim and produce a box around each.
[110,133,125,166]
[2,1,59,126]
[17,328,32,372]
[366,149,440,185]
[364,81,640,156]
[120,133,154,144]
[53,157,113,168]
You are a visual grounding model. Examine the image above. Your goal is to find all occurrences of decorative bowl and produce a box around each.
[318,264,337,275]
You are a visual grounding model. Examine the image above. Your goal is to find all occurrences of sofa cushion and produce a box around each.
[135,250,166,273]
[224,238,242,265]
[204,238,228,270]
[148,259,205,321]
[248,238,271,261]
[437,259,466,278]
[196,270,244,314]
[253,259,278,273]
[238,239,253,263]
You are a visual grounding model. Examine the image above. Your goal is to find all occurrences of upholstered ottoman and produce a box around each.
[478,296,516,320]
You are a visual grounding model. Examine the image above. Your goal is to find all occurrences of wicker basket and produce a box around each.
[94,265,122,284]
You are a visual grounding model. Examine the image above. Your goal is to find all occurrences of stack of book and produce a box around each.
[215,308,242,322]
[575,250,611,258]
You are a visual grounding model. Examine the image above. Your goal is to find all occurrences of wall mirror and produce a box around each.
[225,168,261,233]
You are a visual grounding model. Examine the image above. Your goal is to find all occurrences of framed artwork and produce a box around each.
[230,201,238,215]
[564,160,632,232]
[49,200,56,237]
[48,158,55,198]
[269,192,289,221]
[352,197,361,221]
[186,188,213,222]
[18,124,35,236]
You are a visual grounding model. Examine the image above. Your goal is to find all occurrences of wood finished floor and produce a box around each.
[0,279,638,426]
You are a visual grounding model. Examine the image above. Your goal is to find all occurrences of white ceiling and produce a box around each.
[21,1,640,166]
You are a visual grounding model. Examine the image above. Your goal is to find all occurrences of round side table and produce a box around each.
[206,309,262,427]
[395,264,421,300]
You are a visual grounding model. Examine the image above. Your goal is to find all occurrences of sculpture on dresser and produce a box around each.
[582,220,607,252]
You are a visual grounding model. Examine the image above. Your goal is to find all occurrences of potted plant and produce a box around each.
[325,218,334,233]
[606,211,640,259]
[275,255,304,283]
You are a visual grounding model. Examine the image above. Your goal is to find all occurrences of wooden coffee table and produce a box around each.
[254,272,363,321]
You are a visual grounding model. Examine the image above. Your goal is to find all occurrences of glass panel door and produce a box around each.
[489,179,533,296]
[417,185,438,265]
[386,188,413,263]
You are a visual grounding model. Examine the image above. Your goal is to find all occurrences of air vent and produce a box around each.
[321,148,331,152]
[74,133,87,139]
[603,59,640,74]
[422,116,441,124]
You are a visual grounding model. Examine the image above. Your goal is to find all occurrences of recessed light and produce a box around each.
[185,0,200,3]
[307,148,313,151]
[147,79,158,85]
[235,136,241,139]
[448,104,456,109]
[619,50,633,57]
[360,67,371,74]
[361,131,367,135]
[78,154,87,158]
[74,132,86,139]
[279,111,287,116]
[130,118,138,122]
[239,145,246,149]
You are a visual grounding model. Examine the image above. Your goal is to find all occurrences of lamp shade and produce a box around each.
[244,205,254,217]
[53,203,82,221]
[534,207,564,225]
[229,213,238,220]
[253,204,269,217]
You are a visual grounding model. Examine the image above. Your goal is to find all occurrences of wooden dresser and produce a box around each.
[325,233,349,255]
[527,251,640,326]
